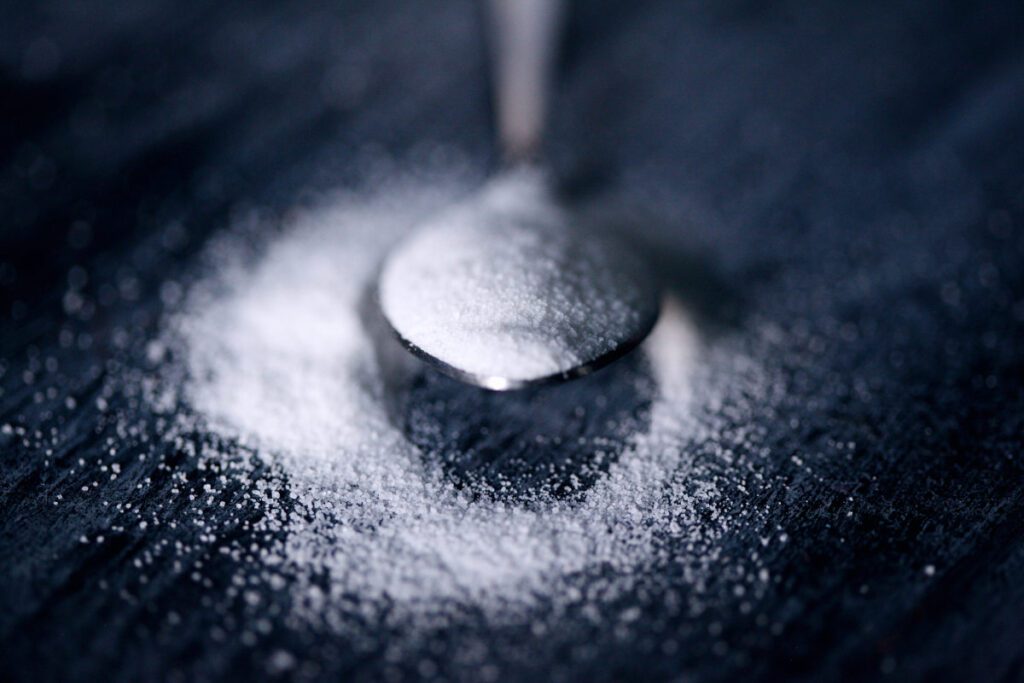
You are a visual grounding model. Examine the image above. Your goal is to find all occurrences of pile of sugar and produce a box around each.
[158,174,768,636]
[379,170,658,384]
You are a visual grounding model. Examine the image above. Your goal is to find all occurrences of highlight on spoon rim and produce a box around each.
[379,291,662,391]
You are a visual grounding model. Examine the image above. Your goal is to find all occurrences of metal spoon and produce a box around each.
[377,0,659,390]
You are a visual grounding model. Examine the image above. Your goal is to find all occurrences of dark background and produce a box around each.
[2,0,1024,681]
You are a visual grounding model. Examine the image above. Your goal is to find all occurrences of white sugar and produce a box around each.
[379,169,657,384]
[155,171,769,638]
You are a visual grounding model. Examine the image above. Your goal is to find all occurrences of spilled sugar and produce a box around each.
[379,169,658,384]
[156,173,769,636]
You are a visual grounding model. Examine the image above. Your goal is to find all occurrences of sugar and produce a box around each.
[379,169,658,384]
[154,172,769,638]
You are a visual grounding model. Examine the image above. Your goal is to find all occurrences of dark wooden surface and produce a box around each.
[2,1,1024,681]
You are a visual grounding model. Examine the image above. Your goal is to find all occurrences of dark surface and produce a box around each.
[2,1,1024,681]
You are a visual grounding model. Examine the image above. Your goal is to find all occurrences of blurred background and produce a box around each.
[2,1,1024,681]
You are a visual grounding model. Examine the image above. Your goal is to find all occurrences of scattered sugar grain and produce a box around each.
[151,174,772,640]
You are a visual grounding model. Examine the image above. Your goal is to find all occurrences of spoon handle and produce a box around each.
[486,0,564,164]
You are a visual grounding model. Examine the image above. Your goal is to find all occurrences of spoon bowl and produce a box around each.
[378,170,660,390]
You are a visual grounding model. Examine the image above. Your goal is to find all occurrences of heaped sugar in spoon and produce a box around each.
[378,0,660,390]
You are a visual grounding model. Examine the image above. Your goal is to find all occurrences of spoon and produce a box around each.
[377,0,660,390]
